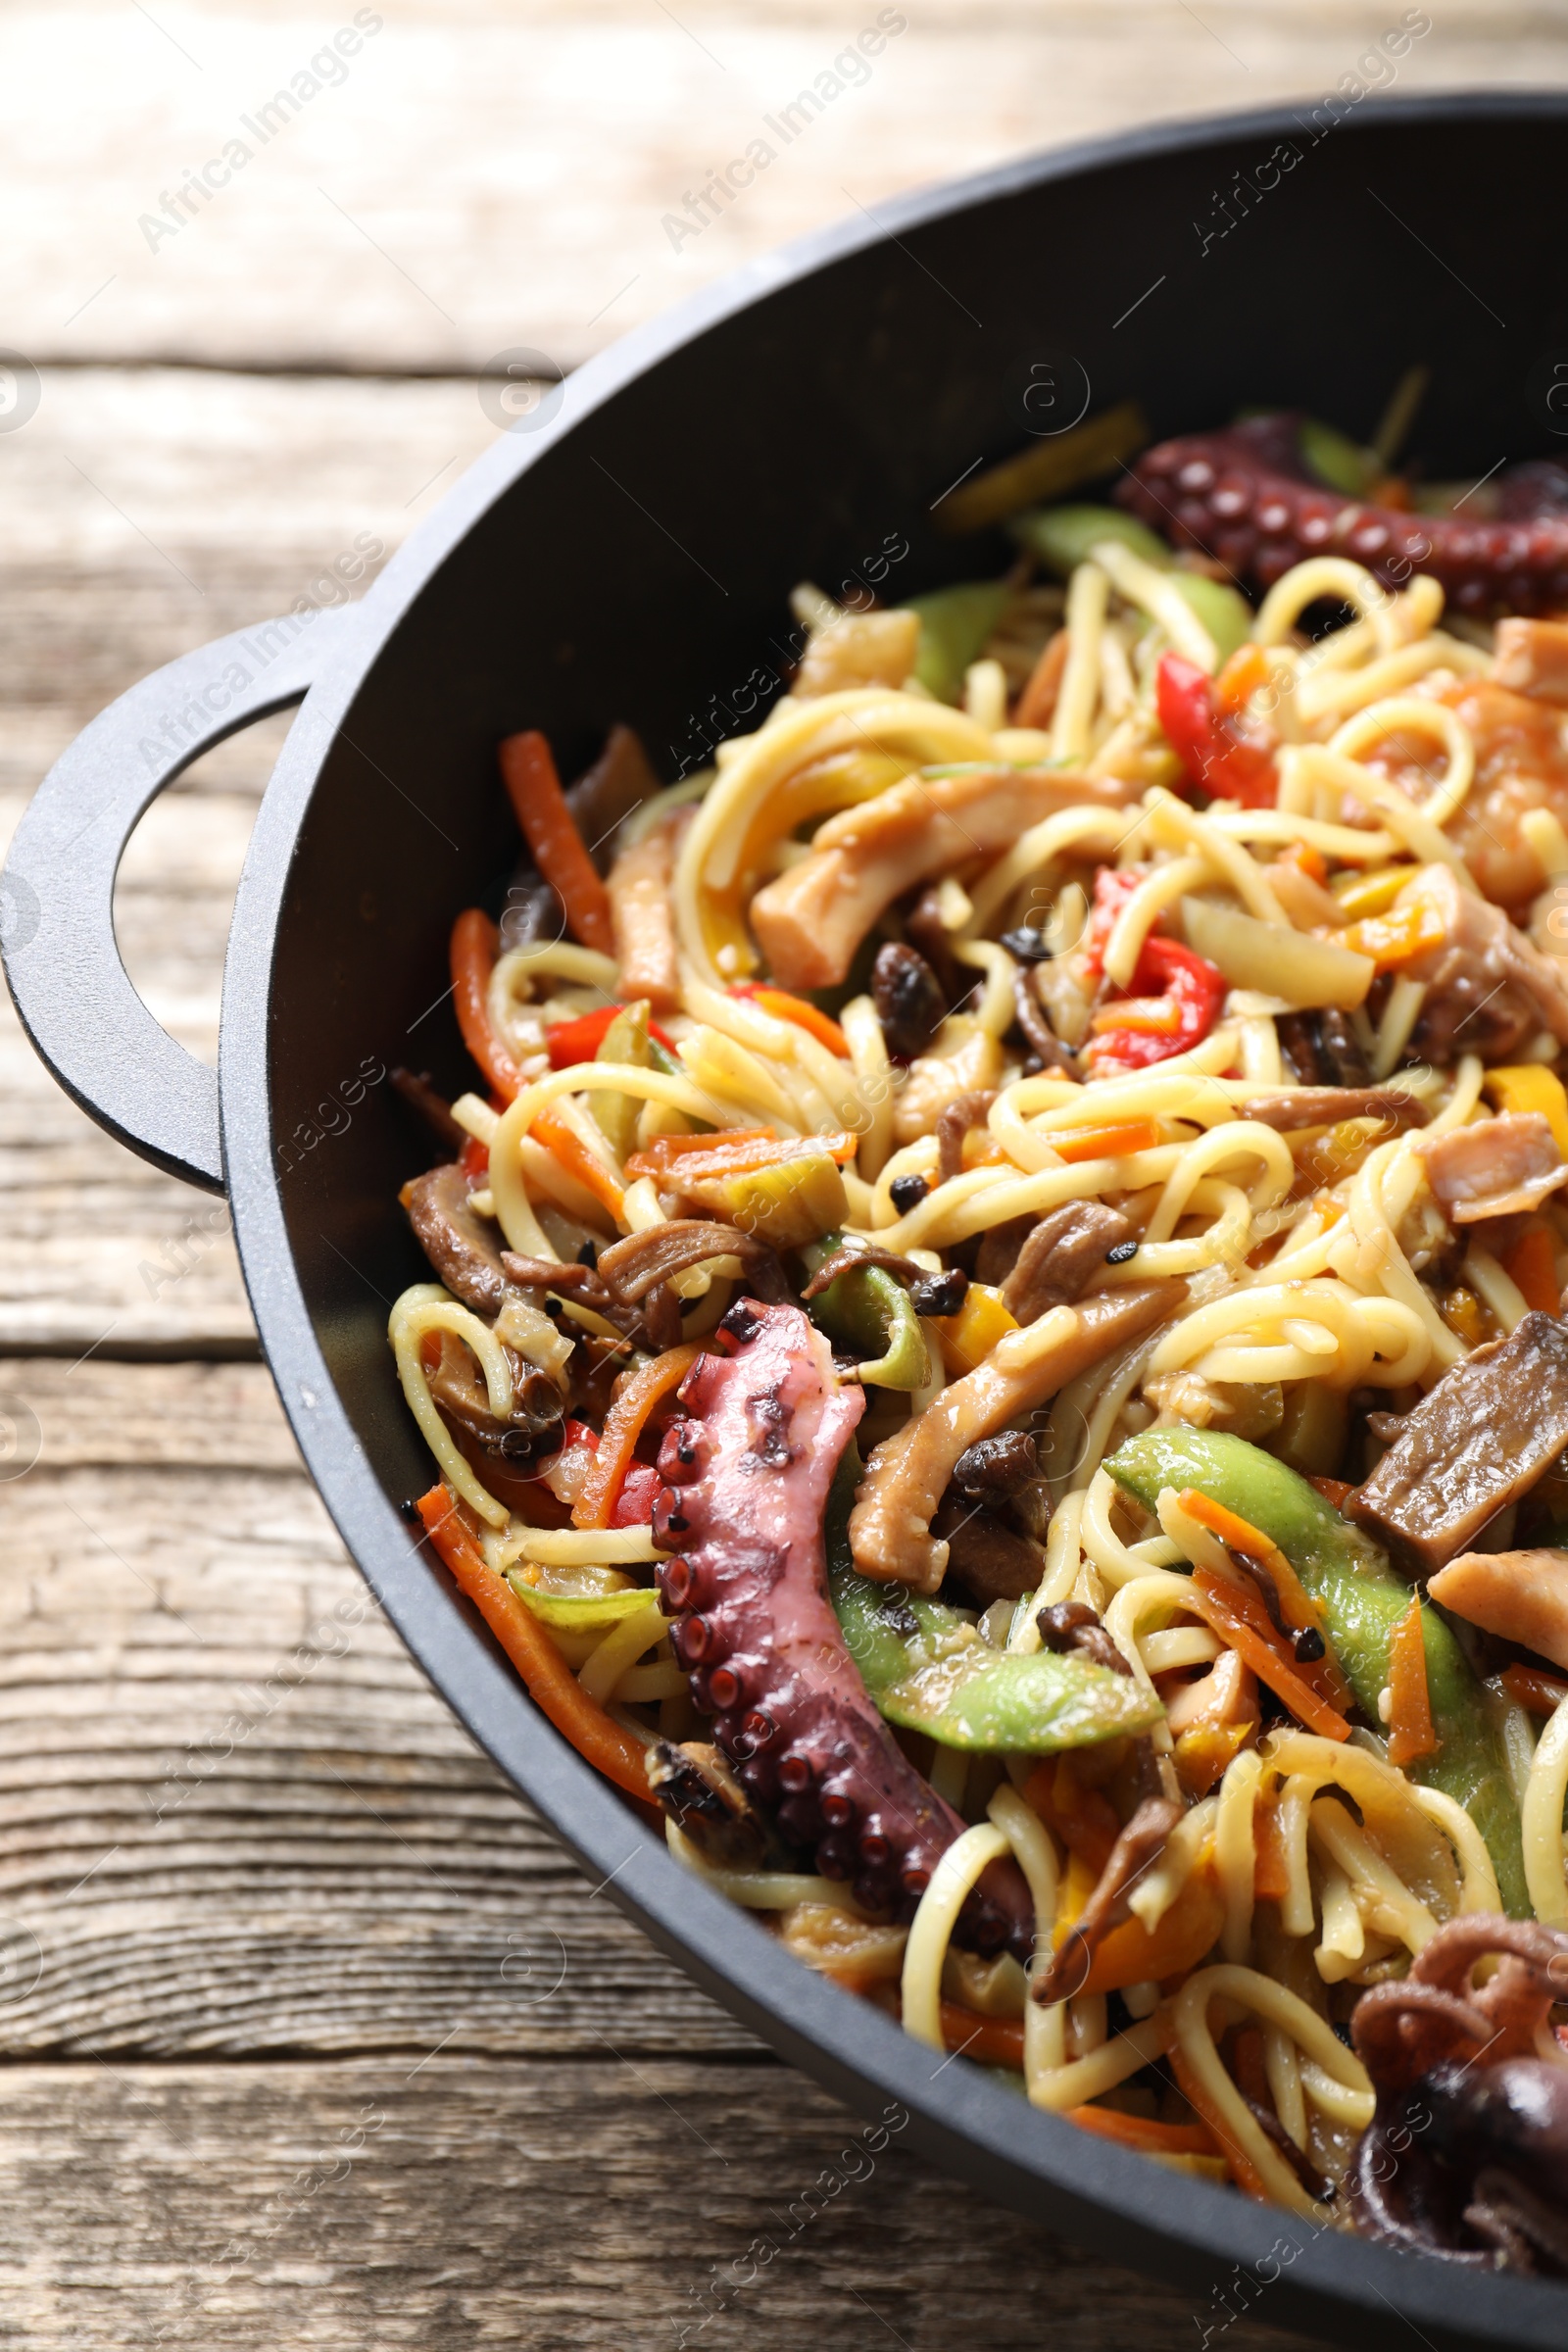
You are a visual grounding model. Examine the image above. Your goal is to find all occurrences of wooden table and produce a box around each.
[0,6,1558,2341]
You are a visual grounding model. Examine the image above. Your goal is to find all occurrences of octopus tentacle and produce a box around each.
[1116,413,1568,614]
[651,1297,1034,1958]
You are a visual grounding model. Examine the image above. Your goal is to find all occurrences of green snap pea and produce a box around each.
[1105,1426,1528,1917]
[823,1447,1162,1753]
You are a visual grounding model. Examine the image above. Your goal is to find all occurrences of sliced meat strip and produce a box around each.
[1002,1200,1136,1324]
[1348,1311,1568,1573]
[1492,616,1568,706]
[607,808,687,1012]
[1416,1112,1568,1223]
[750,764,1137,992]
[1241,1087,1428,1135]
[404,1162,513,1317]
[1428,1548,1568,1672]
[849,1282,1185,1592]
[1398,865,1568,1061]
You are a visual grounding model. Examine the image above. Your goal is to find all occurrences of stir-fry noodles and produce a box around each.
[391,398,1568,2263]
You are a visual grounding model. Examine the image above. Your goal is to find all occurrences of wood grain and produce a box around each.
[0,2060,1313,2352]
[0,1,1564,373]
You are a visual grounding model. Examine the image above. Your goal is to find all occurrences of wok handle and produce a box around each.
[0,610,351,1196]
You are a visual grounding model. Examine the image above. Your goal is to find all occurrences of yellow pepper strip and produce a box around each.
[1330,862,1416,919]
[1330,898,1446,972]
[933,1282,1018,1374]
[1485,1064,1568,1157]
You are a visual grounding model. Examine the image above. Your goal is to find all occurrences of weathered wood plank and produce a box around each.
[0,2059,1315,2351]
[0,1359,760,2057]
[0,2,1561,373]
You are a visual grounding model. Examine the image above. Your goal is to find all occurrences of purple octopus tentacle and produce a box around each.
[651,1298,1034,1960]
[1116,414,1568,615]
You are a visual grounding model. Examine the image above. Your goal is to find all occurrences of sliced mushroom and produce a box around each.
[1241,1087,1428,1135]
[1002,1200,1136,1323]
[936,1089,999,1183]
[870,941,947,1062]
[935,1499,1045,1608]
[1030,1793,1182,2005]
[404,1162,514,1318]
[595,1219,789,1305]
[848,1281,1186,1592]
[799,1242,924,1301]
[750,764,1137,992]
[391,1067,466,1153]
[427,1330,565,1469]
[567,722,662,873]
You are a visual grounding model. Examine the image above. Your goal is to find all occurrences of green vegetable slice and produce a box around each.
[802,1233,927,1390]
[1010,504,1169,578]
[902,581,1012,705]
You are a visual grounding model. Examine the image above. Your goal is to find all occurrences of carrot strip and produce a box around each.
[624,1129,775,1177]
[1178,1490,1351,1712]
[416,1484,652,1800]
[1189,1570,1350,1741]
[1307,1475,1353,1508]
[731,984,850,1057]
[1047,1117,1162,1163]
[1021,1755,1120,1873]
[498,729,615,955]
[940,2003,1024,2069]
[573,1344,702,1530]
[1504,1223,1560,1316]
[624,1130,857,1185]
[1253,1796,1292,1902]
[1501,1662,1568,1717]
[1166,2040,1272,2202]
[1068,2105,1219,2158]
[1213,643,1271,717]
[451,908,524,1102]
[533,1102,626,1223]
[1388,1593,1439,1767]
[1014,626,1069,730]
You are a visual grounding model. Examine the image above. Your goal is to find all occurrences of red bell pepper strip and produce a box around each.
[451,907,526,1102]
[1156,651,1277,808]
[1087,935,1226,1073]
[546,1003,677,1068]
[498,729,616,955]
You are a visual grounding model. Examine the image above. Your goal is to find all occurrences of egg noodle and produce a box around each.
[389,487,1568,2232]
